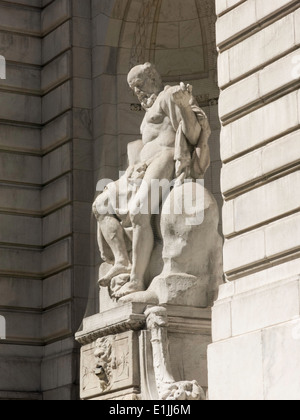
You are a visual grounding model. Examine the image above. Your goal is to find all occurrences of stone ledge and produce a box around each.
[76,303,212,345]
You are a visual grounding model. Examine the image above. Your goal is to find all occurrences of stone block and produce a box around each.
[262,130,300,174]
[94,135,119,169]
[92,46,118,78]
[41,174,71,214]
[42,81,71,124]
[73,47,92,79]
[43,386,76,401]
[215,0,227,15]
[93,74,117,108]
[42,143,71,184]
[93,104,117,137]
[233,172,300,232]
[0,124,40,154]
[212,299,232,342]
[73,0,91,18]
[73,170,94,202]
[234,259,300,295]
[72,108,92,139]
[0,277,42,309]
[73,202,92,234]
[0,247,41,276]
[91,0,120,19]
[73,17,91,48]
[265,212,300,258]
[219,73,259,118]
[221,149,262,194]
[42,51,71,93]
[295,7,300,45]
[73,139,93,171]
[220,124,232,161]
[0,3,40,35]
[41,352,75,391]
[230,92,298,157]
[0,32,41,65]
[208,331,264,400]
[0,214,41,246]
[0,352,41,392]
[216,0,256,46]
[229,14,295,82]
[43,270,72,309]
[158,0,199,22]
[259,49,300,97]
[73,233,92,266]
[0,92,41,124]
[41,0,70,35]
[256,0,298,21]
[42,238,71,276]
[1,309,41,343]
[43,205,72,246]
[231,277,300,336]
[42,21,71,64]
[0,185,40,215]
[263,319,300,400]
[93,14,122,47]
[73,78,92,109]
[0,153,41,185]
[1,64,40,94]
[42,303,72,342]
[223,229,265,273]
[74,265,93,299]
[42,111,71,153]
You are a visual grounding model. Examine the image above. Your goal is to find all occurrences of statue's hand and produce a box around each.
[172,83,193,108]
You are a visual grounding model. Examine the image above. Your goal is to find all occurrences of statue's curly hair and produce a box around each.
[141,62,162,85]
[128,62,162,88]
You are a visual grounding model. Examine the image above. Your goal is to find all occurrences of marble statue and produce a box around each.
[93,62,222,307]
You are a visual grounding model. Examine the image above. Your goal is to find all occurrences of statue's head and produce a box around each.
[128,63,163,109]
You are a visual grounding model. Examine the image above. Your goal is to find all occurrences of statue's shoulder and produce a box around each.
[159,85,178,103]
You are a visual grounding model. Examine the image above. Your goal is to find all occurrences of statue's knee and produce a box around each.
[129,211,150,227]
[93,193,109,220]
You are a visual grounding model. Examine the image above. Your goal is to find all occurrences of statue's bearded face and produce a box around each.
[128,67,162,109]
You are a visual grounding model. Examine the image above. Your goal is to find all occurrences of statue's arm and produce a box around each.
[170,83,201,145]
[127,140,143,166]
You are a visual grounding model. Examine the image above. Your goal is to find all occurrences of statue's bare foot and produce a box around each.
[114,281,145,299]
[99,263,131,287]
[119,289,159,304]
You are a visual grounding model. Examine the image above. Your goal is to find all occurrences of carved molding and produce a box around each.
[76,316,145,346]
[145,306,206,401]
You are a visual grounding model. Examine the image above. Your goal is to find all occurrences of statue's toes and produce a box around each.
[98,277,111,287]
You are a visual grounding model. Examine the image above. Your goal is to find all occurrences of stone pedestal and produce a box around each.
[76,303,211,400]
[208,275,300,400]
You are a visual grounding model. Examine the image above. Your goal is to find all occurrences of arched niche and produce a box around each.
[92,0,221,216]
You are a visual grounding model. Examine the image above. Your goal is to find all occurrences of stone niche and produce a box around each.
[76,303,211,400]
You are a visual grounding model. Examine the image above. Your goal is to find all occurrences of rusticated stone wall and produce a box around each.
[0,0,93,400]
[209,0,300,401]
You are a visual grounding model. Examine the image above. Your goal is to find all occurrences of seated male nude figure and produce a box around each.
[93,62,207,299]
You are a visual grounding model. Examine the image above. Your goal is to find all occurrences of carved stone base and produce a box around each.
[76,303,211,400]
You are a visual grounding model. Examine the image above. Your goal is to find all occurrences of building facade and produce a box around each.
[0,0,299,400]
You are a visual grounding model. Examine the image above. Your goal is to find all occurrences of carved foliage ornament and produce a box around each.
[145,307,206,401]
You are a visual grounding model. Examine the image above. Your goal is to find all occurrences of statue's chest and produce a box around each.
[145,104,165,125]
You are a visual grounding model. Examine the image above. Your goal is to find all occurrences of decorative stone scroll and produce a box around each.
[145,306,206,401]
